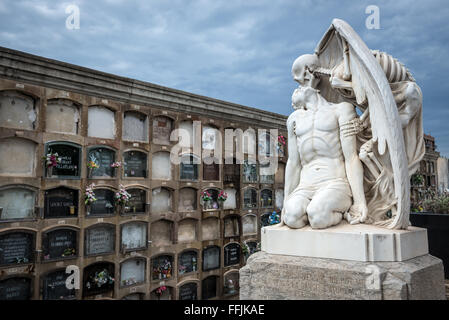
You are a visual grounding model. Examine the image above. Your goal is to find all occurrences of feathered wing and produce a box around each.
[315,19,410,229]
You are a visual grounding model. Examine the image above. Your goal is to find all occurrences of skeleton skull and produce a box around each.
[291,54,321,88]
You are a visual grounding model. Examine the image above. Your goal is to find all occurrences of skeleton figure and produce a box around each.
[281,19,424,230]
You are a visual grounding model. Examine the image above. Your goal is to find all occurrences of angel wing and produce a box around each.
[314,19,410,229]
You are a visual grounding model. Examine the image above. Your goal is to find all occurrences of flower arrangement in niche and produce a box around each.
[268,211,281,225]
[115,184,131,206]
[62,248,76,257]
[43,152,61,168]
[85,184,97,205]
[86,269,115,289]
[277,135,286,146]
[218,190,228,202]
[111,161,122,168]
[155,286,167,297]
[277,135,286,156]
[201,190,212,202]
[87,160,99,170]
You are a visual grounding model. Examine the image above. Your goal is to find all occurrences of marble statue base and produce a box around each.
[261,222,428,262]
[239,251,446,300]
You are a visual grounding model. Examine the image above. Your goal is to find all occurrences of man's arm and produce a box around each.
[337,103,368,223]
[284,112,301,198]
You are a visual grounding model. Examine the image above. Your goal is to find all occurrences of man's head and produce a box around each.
[292,86,320,110]
[292,54,321,88]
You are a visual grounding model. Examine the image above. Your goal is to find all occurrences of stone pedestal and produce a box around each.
[240,251,446,300]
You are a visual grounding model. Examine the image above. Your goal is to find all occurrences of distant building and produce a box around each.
[437,157,449,193]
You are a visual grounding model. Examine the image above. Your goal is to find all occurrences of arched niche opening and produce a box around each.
[42,228,78,261]
[203,157,220,181]
[242,214,257,236]
[202,245,220,271]
[202,275,219,300]
[0,138,36,177]
[275,189,284,210]
[123,111,148,142]
[258,132,275,157]
[123,150,147,178]
[224,215,240,238]
[224,243,241,267]
[150,286,173,300]
[223,158,240,185]
[178,250,198,275]
[275,162,286,184]
[243,187,257,209]
[177,218,198,243]
[178,282,198,300]
[151,254,173,280]
[0,90,37,131]
[223,271,240,296]
[44,141,81,178]
[202,125,221,155]
[180,154,199,181]
[179,120,198,148]
[259,161,275,184]
[245,240,259,258]
[121,221,148,252]
[151,187,172,213]
[260,189,274,208]
[201,217,220,241]
[153,115,174,145]
[242,160,258,183]
[201,188,220,211]
[150,219,173,246]
[83,262,115,297]
[42,269,76,300]
[44,187,78,218]
[151,152,172,180]
[87,147,116,178]
[123,188,147,215]
[88,188,115,216]
[84,224,115,256]
[0,277,32,300]
[120,258,146,287]
[46,98,80,135]
[0,231,35,266]
[88,106,115,139]
[222,188,237,210]
[178,187,197,212]
[0,186,36,220]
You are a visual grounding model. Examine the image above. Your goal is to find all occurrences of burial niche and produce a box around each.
[123,150,147,178]
[42,269,76,300]
[180,154,199,180]
[242,160,258,183]
[88,106,115,139]
[201,188,219,211]
[89,189,115,216]
[44,187,78,218]
[201,217,220,240]
[151,187,172,213]
[152,152,172,180]
[177,219,197,243]
[275,162,285,184]
[259,162,275,184]
[150,286,173,300]
[0,231,35,266]
[87,147,115,178]
[243,187,257,209]
[46,99,80,134]
[45,142,81,178]
[121,222,147,251]
[179,120,197,148]
[153,116,173,145]
[120,258,146,287]
[178,188,197,212]
[150,219,173,246]
[224,243,241,267]
[242,214,257,236]
[42,228,77,261]
[202,246,220,271]
[223,159,240,185]
[222,188,237,210]
[246,241,259,257]
[203,159,220,181]
[202,125,220,150]
[0,277,32,300]
[178,282,197,300]
[151,255,173,280]
[202,276,218,300]
[258,132,274,157]
[260,189,274,208]
[178,250,198,275]
[83,262,115,297]
[0,187,36,220]
[224,216,240,238]
[124,188,146,215]
[0,90,36,131]
[0,138,36,176]
[84,224,115,256]
[275,189,284,210]
[224,271,239,296]
[123,111,148,142]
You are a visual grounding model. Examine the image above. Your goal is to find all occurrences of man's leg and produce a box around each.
[283,192,310,229]
[306,188,352,229]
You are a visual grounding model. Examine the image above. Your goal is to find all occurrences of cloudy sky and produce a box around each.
[0,0,448,155]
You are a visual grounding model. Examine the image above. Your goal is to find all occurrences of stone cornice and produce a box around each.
[0,46,287,130]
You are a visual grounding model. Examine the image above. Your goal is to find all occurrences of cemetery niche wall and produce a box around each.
[151,255,173,280]
[0,277,32,300]
[178,250,198,275]
[224,243,241,267]
[178,282,198,300]
[0,47,288,300]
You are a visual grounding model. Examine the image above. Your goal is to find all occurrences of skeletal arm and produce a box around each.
[284,113,301,199]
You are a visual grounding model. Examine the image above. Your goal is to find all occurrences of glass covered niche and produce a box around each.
[87,147,115,178]
[0,187,36,220]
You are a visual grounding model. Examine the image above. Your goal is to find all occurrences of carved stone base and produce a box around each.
[239,251,446,300]
[262,222,428,262]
